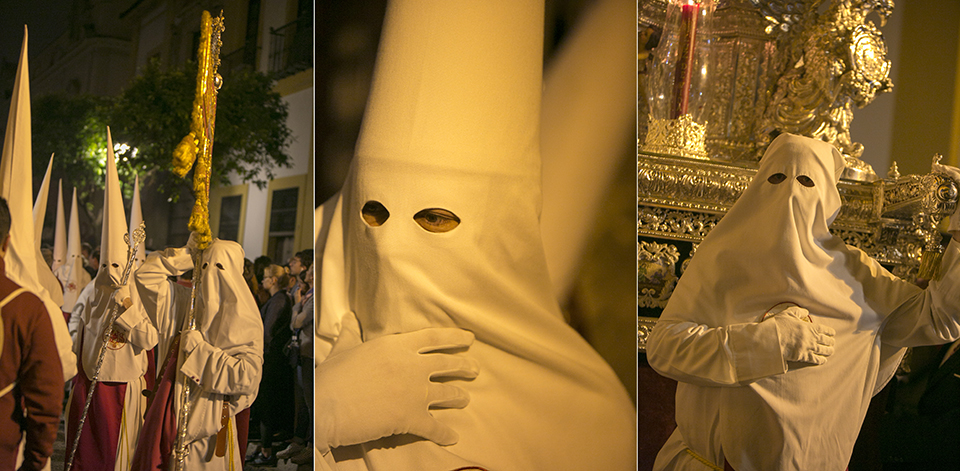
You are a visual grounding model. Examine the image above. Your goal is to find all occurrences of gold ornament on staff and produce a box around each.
[171,10,223,471]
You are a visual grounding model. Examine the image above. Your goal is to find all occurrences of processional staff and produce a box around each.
[170,10,224,471]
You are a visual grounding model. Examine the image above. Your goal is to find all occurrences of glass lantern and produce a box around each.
[642,0,715,160]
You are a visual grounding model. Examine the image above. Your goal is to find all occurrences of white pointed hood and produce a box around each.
[96,127,129,287]
[31,153,63,307]
[56,187,91,310]
[0,26,75,379]
[129,173,144,268]
[539,0,635,300]
[320,1,635,469]
[52,179,66,272]
[33,153,53,246]
[0,26,42,295]
[0,27,64,308]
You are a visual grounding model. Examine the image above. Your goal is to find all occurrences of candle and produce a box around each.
[672,2,699,119]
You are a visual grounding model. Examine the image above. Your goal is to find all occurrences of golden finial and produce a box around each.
[172,10,224,251]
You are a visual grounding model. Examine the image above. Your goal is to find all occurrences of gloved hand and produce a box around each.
[316,313,480,453]
[112,284,132,309]
[186,231,201,255]
[769,305,836,365]
[181,330,205,354]
[934,162,960,233]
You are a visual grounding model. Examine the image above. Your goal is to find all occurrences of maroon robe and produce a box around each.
[66,365,125,471]
[130,336,180,471]
[66,329,155,471]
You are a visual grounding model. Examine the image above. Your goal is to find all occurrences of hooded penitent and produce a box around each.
[0,26,75,380]
[318,1,635,469]
[183,239,264,442]
[79,127,150,382]
[57,187,90,311]
[647,133,959,470]
[130,237,263,471]
[52,179,67,273]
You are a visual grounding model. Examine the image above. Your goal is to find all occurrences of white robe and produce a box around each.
[647,134,960,470]
[649,241,960,470]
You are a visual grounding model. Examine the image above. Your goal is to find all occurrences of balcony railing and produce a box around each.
[220,46,254,75]
[268,17,312,78]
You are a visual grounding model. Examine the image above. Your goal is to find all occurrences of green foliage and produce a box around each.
[108,59,195,198]
[108,59,293,200]
[32,59,293,207]
[32,93,112,212]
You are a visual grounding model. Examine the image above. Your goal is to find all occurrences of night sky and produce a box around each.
[0,1,71,65]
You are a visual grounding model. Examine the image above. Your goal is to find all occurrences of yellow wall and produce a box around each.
[890,0,960,174]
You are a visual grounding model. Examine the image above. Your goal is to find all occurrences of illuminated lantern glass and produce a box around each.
[643,0,715,160]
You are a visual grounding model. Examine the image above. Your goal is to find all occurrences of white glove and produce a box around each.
[315,314,480,452]
[769,306,835,366]
[934,162,960,233]
[181,330,205,354]
[186,231,201,255]
[112,284,132,309]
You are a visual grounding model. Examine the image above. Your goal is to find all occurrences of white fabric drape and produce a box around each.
[648,134,960,470]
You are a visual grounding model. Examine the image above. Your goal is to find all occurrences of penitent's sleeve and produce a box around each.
[114,301,159,354]
[135,248,193,362]
[646,318,787,386]
[179,337,262,396]
[880,239,960,347]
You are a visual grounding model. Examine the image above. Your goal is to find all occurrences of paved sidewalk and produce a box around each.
[50,418,310,470]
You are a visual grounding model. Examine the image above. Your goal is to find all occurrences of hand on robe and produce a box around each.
[186,231,201,255]
[315,312,479,453]
[768,305,836,366]
[112,283,132,309]
[182,330,204,354]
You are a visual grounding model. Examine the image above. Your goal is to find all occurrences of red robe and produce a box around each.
[66,334,155,471]
[129,336,180,471]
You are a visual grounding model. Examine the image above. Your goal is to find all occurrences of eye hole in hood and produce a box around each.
[414,208,460,233]
[797,175,815,187]
[768,173,787,184]
[361,201,390,227]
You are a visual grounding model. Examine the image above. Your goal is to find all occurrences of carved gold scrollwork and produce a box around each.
[638,317,659,351]
[638,241,681,310]
[644,115,709,160]
[754,0,892,180]
[638,207,723,241]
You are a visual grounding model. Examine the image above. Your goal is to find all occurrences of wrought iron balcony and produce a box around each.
[269,17,312,79]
